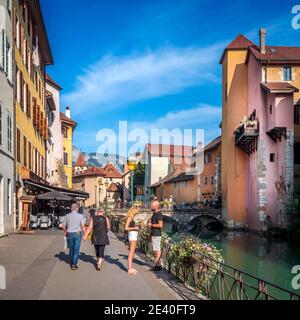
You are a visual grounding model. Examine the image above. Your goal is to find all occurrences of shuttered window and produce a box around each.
[23,136,27,167]
[16,129,20,163]
[64,152,68,166]
[28,141,32,170]
[7,112,12,152]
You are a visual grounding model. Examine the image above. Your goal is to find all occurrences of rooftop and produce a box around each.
[60,112,77,128]
[221,32,300,64]
[75,153,87,168]
[46,74,62,91]
[146,144,193,158]
[261,82,299,93]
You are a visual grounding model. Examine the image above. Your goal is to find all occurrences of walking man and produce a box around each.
[148,200,164,271]
[62,203,86,270]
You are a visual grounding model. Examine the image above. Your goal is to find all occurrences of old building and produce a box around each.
[46,74,66,187]
[73,152,88,175]
[221,30,300,231]
[14,0,54,229]
[0,0,14,234]
[152,137,221,204]
[60,107,76,189]
[143,144,192,202]
[72,159,123,208]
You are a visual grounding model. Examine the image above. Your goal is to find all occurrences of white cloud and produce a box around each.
[62,44,224,115]
[129,104,222,145]
[131,104,221,130]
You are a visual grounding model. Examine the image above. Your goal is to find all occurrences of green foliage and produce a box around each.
[103,197,115,217]
[169,237,223,266]
[132,162,145,196]
[56,159,69,189]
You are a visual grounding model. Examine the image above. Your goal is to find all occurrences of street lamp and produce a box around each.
[96,177,103,207]
[127,156,138,204]
[94,183,98,208]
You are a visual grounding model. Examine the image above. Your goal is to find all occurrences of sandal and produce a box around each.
[128,269,138,275]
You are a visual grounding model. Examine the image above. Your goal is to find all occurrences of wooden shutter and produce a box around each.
[26,84,31,118]
[20,74,24,110]
[39,112,43,133]
[36,105,40,130]
[32,98,37,125]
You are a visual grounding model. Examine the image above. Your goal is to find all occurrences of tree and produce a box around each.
[55,159,69,189]
[132,162,145,197]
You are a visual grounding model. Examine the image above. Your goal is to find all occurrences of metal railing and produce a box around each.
[235,121,259,145]
[110,217,300,301]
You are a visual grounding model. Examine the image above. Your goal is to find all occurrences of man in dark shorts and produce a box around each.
[148,200,164,271]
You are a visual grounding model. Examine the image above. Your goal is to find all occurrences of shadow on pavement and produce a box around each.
[55,251,97,269]
[118,254,151,267]
[104,255,127,272]
[55,252,69,264]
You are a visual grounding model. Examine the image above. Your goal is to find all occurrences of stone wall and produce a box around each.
[257,140,267,230]
[277,129,294,228]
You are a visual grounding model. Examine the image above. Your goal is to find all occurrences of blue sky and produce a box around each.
[41,0,300,154]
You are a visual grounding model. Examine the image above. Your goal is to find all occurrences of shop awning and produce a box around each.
[24,180,89,200]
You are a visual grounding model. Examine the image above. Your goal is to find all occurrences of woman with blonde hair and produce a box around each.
[124,204,141,275]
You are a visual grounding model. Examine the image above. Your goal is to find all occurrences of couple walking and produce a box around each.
[125,200,163,275]
[62,200,164,275]
[62,203,110,271]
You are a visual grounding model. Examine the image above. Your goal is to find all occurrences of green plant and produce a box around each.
[168,237,224,292]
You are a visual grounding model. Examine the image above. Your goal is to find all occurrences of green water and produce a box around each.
[165,222,300,298]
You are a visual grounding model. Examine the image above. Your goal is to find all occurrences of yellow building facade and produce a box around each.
[14,0,53,229]
[60,108,76,189]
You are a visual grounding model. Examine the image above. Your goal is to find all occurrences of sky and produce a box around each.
[41,0,300,155]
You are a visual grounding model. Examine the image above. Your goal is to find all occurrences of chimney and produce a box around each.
[65,106,71,118]
[259,29,267,54]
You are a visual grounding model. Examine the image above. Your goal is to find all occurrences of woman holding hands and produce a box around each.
[83,207,110,271]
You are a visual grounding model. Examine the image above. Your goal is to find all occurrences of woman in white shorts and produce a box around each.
[124,205,140,275]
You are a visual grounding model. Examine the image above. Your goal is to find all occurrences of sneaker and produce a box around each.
[156,265,163,271]
[150,265,163,272]
[75,265,79,270]
[71,265,77,270]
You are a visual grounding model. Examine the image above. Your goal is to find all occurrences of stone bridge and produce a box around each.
[111,209,223,230]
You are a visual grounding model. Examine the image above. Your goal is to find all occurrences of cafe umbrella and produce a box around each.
[36,191,73,201]
[36,191,73,229]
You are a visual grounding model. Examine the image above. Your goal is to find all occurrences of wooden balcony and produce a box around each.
[266,127,287,142]
[235,120,259,155]
[20,167,49,186]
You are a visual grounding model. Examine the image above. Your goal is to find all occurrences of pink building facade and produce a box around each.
[223,30,299,232]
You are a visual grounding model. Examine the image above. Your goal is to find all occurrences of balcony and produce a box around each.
[21,167,49,186]
[266,127,287,142]
[235,119,259,155]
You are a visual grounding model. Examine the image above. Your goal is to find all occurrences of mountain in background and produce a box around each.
[73,146,126,172]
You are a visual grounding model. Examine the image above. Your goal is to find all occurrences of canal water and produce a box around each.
[163,218,300,297]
